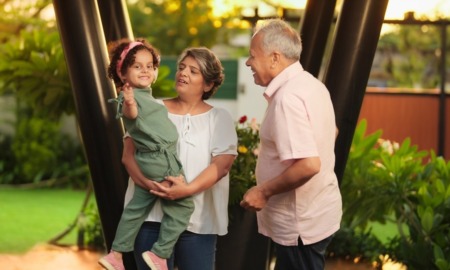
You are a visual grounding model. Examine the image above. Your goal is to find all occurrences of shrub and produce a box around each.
[335,119,450,269]
[81,202,105,251]
[0,114,89,187]
[229,115,259,206]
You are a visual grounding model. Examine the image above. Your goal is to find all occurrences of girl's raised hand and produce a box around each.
[122,83,135,105]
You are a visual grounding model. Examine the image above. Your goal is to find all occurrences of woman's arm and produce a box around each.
[122,136,158,190]
[151,154,236,200]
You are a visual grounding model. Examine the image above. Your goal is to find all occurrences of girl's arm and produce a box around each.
[122,136,157,190]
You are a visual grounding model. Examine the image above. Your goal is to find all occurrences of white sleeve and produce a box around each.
[210,108,238,157]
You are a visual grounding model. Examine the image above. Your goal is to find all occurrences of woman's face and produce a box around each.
[122,50,156,89]
[175,56,208,99]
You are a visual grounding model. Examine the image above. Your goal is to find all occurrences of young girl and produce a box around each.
[99,38,194,270]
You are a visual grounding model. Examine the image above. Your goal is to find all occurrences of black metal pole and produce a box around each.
[323,0,389,182]
[52,0,128,254]
[299,0,337,77]
[97,0,134,43]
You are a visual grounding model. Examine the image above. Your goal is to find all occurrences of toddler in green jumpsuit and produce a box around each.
[99,39,194,270]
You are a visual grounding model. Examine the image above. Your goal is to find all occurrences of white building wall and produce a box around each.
[208,58,267,123]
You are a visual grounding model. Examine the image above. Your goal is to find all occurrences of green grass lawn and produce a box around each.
[0,186,401,256]
[0,187,92,254]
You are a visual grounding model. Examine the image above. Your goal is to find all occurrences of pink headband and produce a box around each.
[116,41,143,77]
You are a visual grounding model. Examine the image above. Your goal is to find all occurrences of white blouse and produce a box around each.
[124,106,238,235]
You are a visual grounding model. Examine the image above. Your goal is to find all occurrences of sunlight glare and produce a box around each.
[212,0,233,17]
[385,0,450,19]
[263,0,307,9]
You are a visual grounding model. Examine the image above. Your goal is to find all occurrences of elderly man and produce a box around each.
[241,18,342,270]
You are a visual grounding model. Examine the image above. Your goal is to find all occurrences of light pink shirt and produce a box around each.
[255,62,342,246]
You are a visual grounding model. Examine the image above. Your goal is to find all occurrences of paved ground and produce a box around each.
[0,244,404,270]
[0,244,103,270]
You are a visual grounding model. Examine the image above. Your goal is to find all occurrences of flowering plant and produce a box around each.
[229,115,260,205]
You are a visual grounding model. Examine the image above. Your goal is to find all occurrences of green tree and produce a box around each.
[377,18,450,89]
[0,0,53,44]
[128,0,233,56]
[0,29,73,119]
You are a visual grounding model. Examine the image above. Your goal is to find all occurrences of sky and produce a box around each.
[384,0,450,19]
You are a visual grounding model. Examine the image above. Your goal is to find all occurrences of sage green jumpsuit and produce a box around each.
[109,88,194,259]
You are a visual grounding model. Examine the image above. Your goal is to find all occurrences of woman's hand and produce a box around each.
[150,175,192,200]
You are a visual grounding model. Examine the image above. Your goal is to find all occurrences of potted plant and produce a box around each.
[216,115,272,270]
[229,115,260,206]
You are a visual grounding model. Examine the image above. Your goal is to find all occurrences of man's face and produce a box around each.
[245,33,274,87]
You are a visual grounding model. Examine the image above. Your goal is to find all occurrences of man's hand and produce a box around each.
[240,186,268,212]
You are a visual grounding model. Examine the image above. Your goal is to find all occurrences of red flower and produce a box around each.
[239,115,247,124]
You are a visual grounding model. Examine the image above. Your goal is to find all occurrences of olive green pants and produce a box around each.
[112,184,194,258]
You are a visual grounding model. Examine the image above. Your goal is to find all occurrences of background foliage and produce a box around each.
[376,22,450,89]
[329,119,450,270]
[0,2,449,268]
[229,115,259,206]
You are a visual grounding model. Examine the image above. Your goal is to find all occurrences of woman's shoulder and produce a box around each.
[209,106,233,121]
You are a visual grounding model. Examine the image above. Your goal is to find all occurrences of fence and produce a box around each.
[359,87,450,158]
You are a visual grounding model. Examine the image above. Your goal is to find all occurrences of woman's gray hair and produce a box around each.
[177,47,224,100]
[253,19,302,61]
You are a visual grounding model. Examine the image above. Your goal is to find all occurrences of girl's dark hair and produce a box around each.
[107,38,160,89]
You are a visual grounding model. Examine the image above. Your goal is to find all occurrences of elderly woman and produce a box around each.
[122,47,238,270]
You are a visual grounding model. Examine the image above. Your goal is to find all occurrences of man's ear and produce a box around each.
[272,51,281,64]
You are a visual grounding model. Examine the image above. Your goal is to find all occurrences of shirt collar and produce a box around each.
[263,61,303,101]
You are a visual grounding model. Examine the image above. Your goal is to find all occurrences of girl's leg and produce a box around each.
[112,185,157,252]
[173,231,217,270]
[152,197,194,258]
[134,222,175,270]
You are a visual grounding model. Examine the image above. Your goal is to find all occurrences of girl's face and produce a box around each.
[121,50,156,89]
[175,56,211,99]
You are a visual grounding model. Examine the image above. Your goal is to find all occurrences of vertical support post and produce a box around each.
[97,0,134,42]
[52,0,128,256]
[299,0,337,77]
[323,0,389,182]
[438,22,447,157]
